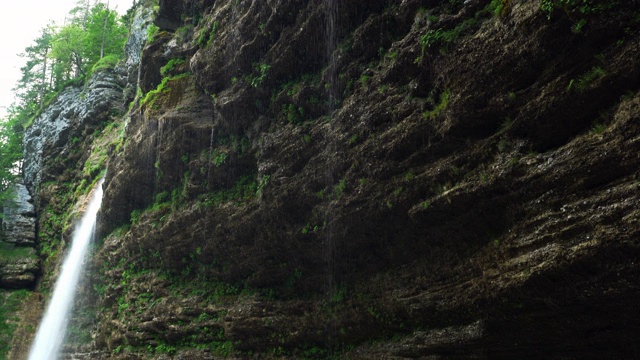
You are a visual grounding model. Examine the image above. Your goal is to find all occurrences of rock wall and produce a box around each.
[0,182,38,289]
[6,54,127,360]
[15,0,640,359]
[1,183,36,247]
[23,70,125,197]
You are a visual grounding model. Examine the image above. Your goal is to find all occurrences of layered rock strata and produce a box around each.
[13,0,640,359]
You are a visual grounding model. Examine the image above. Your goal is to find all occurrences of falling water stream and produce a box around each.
[322,0,340,353]
[28,179,105,360]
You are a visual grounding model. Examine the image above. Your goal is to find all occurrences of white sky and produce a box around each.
[0,0,134,117]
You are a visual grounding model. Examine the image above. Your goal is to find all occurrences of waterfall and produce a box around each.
[28,179,105,360]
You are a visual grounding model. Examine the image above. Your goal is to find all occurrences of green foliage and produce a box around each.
[140,73,192,108]
[0,243,37,265]
[419,28,454,50]
[489,0,513,17]
[0,115,23,206]
[83,151,108,179]
[198,21,218,46]
[333,178,347,198]
[5,0,128,178]
[0,289,30,358]
[160,58,186,77]
[590,122,607,134]
[199,175,261,208]
[282,103,304,124]
[130,209,142,224]
[567,66,605,91]
[423,90,451,119]
[301,223,320,234]
[175,24,194,42]
[50,3,128,78]
[360,74,371,88]
[416,2,498,62]
[210,150,228,166]
[91,54,120,73]
[257,175,270,195]
[147,24,160,43]
[541,0,619,31]
[540,0,618,18]
[245,63,271,88]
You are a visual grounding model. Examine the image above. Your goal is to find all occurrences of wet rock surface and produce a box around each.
[0,256,39,289]
[122,4,155,105]
[92,0,640,358]
[6,70,127,360]
[1,183,36,247]
[16,0,640,359]
[0,182,38,289]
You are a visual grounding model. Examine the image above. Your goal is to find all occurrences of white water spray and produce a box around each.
[28,179,105,360]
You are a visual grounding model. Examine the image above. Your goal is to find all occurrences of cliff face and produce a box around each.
[0,182,37,289]
[5,62,126,360]
[12,0,640,359]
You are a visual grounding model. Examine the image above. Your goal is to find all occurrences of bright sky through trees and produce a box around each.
[0,0,133,117]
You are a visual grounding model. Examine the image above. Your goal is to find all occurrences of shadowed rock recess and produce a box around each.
[9,0,640,359]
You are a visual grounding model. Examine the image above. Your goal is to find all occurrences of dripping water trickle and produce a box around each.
[207,117,216,191]
[323,0,339,352]
[28,179,105,360]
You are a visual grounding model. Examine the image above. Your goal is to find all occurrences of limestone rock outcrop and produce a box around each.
[0,182,38,289]
[0,255,38,289]
[1,183,36,247]
[23,69,125,196]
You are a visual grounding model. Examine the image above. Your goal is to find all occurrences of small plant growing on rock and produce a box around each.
[540,0,618,19]
[245,63,270,87]
[590,122,607,134]
[282,103,304,124]
[360,74,371,88]
[568,66,605,91]
[160,58,186,77]
[198,20,219,47]
[423,90,451,120]
[490,0,513,17]
[211,150,228,166]
[146,24,159,43]
[334,178,347,198]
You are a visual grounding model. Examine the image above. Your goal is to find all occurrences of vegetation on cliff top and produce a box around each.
[0,0,128,207]
[0,116,22,207]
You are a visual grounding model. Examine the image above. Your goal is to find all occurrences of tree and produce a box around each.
[0,113,24,208]
[51,24,88,78]
[50,1,128,78]
[14,25,55,108]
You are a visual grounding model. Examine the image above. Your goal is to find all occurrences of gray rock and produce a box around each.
[1,183,36,246]
[23,69,125,195]
[123,5,155,104]
[125,5,155,69]
[0,254,39,289]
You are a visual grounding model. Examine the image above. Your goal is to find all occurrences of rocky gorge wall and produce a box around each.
[4,47,128,360]
[8,0,640,359]
[0,183,37,289]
